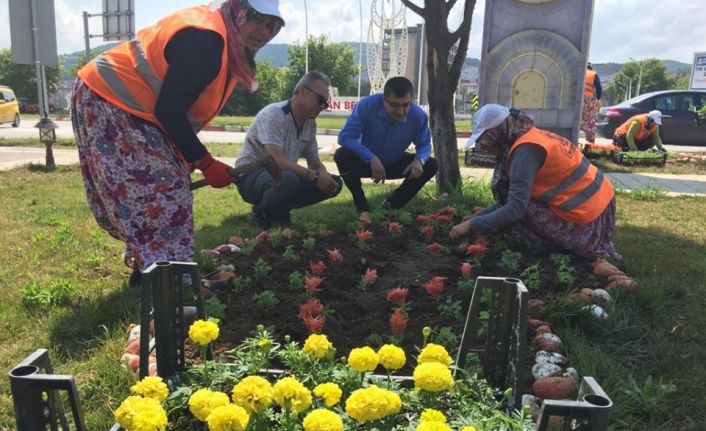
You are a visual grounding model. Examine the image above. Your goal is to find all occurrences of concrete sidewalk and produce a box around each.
[1,146,705,197]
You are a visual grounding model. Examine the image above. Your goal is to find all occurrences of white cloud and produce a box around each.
[0,0,701,64]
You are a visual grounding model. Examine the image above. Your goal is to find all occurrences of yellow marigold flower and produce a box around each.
[417,422,452,431]
[377,344,406,370]
[302,408,344,431]
[273,376,313,413]
[188,319,219,346]
[231,375,274,414]
[344,385,401,422]
[115,395,168,431]
[130,376,169,402]
[413,362,454,392]
[188,389,230,422]
[461,427,478,431]
[420,408,446,423]
[206,404,250,431]
[347,346,378,372]
[303,334,333,359]
[313,382,342,407]
[418,343,453,365]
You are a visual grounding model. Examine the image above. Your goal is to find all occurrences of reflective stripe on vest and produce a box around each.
[507,127,614,224]
[93,40,163,115]
[614,114,657,141]
[77,5,233,133]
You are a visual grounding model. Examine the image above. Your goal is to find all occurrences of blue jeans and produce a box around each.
[237,168,342,216]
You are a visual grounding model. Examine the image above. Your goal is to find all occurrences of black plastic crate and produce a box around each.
[464,148,496,166]
[611,150,667,166]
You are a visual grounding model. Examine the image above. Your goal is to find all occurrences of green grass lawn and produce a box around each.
[1,163,706,429]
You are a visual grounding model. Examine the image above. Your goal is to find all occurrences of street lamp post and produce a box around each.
[357,0,363,98]
[304,0,309,74]
[629,57,644,96]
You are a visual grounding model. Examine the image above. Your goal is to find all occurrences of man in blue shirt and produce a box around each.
[334,77,438,222]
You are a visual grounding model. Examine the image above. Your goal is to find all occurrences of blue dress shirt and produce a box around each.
[337,93,432,165]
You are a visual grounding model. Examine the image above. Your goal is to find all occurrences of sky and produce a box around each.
[0,0,703,65]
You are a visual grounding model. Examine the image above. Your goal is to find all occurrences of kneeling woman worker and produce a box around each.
[449,104,621,261]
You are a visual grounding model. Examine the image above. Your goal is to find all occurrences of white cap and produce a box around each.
[648,110,662,125]
[465,104,510,149]
[249,0,284,22]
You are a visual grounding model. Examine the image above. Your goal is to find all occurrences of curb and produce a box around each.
[201,124,472,138]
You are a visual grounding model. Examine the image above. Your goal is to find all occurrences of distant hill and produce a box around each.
[60,43,691,83]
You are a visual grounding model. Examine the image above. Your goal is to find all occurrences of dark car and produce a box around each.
[597,90,706,146]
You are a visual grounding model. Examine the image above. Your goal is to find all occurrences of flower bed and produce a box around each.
[114,327,534,430]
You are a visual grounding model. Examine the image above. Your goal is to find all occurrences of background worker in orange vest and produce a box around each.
[70,0,284,279]
[580,62,602,144]
[613,110,666,152]
[450,104,621,262]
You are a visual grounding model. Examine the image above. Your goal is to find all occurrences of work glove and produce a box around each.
[194,153,233,188]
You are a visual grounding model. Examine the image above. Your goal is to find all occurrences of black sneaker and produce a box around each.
[247,211,271,229]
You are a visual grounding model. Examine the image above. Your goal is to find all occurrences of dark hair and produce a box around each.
[383,76,414,98]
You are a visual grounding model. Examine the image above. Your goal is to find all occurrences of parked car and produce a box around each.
[597,90,706,146]
[0,85,21,127]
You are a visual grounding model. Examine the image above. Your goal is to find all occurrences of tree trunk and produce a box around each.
[400,0,475,193]
[424,5,459,193]
[427,65,459,192]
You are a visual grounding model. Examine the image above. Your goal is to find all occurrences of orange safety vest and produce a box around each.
[614,114,658,141]
[506,127,614,224]
[78,5,236,133]
[584,69,596,97]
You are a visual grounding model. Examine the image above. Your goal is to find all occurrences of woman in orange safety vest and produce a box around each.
[450,104,621,262]
[70,0,284,281]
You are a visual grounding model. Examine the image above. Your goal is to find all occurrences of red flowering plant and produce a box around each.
[354,229,374,249]
[415,214,433,224]
[419,224,435,242]
[466,235,489,257]
[358,268,378,291]
[299,298,326,333]
[458,262,475,294]
[424,276,447,298]
[388,222,403,237]
[426,242,443,253]
[304,275,324,294]
[310,260,327,274]
[386,286,409,307]
[389,308,408,337]
[326,248,344,263]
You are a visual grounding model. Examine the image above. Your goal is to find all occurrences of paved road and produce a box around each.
[2,145,705,197]
[3,119,706,196]
[2,120,706,153]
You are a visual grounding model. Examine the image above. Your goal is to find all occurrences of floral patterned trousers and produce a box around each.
[71,79,194,270]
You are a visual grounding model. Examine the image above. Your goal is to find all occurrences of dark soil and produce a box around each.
[205,210,606,375]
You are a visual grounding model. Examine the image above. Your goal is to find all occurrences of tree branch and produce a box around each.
[400,0,424,18]
[449,0,476,84]
[449,0,475,46]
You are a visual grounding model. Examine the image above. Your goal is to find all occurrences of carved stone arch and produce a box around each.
[484,29,580,111]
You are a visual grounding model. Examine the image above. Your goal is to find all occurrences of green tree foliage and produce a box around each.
[604,59,678,104]
[285,35,356,96]
[0,49,60,103]
[223,60,287,116]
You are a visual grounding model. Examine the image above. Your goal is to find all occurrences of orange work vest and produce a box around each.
[506,127,614,224]
[584,69,596,97]
[78,5,236,132]
[614,114,658,141]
